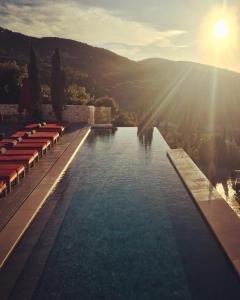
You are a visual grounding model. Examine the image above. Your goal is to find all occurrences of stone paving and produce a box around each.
[168,148,240,276]
[0,124,91,269]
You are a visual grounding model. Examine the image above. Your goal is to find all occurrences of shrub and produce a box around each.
[66,84,91,105]
[95,96,117,110]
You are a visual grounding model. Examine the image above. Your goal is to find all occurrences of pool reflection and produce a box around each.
[137,126,154,151]
[204,165,240,217]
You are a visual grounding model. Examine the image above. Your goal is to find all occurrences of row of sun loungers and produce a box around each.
[0,122,66,196]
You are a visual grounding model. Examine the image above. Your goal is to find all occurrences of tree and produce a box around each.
[51,48,66,121]
[0,61,26,104]
[28,46,41,120]
[95,96,118,113]
[66,85,91,105]
[112,111,136,127]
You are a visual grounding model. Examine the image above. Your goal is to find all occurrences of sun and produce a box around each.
[213,20,229,39]
[199,6,239,69]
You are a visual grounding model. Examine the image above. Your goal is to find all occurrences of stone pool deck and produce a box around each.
[168,149,240,276]
[0,124,91,269]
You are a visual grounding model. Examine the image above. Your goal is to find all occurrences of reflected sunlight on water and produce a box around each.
[215,180,240,217]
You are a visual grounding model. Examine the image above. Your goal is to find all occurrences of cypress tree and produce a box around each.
[28,45,41,120]
[51,48,65,121]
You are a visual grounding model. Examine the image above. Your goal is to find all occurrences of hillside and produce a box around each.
[1,26,240,131]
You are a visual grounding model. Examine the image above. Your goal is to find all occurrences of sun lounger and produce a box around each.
[0,148,39,162]
[7,137,51,150]
[38,125,65,135]
[10,131,32,140]
[25,123,41,130]
[20,139,51,149]
[0,139,18,146]
[0,155,35,171]
[27,131,60,144]
[0,143,9,148]
[12,143,48,156]
[26,123,66,135]
[11,131,59,144]
[0,163,25,178]
[0,169,18,192]
[27,124,65,135]
[0,180,7,196]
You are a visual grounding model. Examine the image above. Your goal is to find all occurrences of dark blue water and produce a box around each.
[34,128,240,299]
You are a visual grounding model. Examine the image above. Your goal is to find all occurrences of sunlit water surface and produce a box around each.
[215,179,240,217]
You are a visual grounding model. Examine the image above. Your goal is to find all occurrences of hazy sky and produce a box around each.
[0,0,240,71]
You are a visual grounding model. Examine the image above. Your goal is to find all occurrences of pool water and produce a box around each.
[34,128,240,299]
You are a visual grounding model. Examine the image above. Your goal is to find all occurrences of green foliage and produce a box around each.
[41,84,51,103]
[113,111,137,127]
[66,85,91,105]
[51,48,66,121]
[159,123,240,173]
[94,96,117,108]
[28,46,41,120]
[94,96,118,116]
[0,61,27,104]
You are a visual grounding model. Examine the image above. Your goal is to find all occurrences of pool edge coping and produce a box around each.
[167,148,240,277]
[0,126,91,270]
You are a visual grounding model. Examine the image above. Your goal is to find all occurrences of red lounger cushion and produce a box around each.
[0,169,17,177]
[0,139,18,146]
[36,128,64,134]
[29,132,59,143]
[25,123,65,132]
[0,143,9,148]
[0,156,34,163]
[39,124,65,131]
[0,164,25,173]
[31,132,59,138]
[10,131,33,139]
[13,143,47,151]
[25,123,41,130]
[1,150,38,158]
[0,170,17,181]
[13,131,58,143]
[21,138,51,145]
[43,124,64,128]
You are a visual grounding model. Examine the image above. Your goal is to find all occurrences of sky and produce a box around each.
[0,0,240,71]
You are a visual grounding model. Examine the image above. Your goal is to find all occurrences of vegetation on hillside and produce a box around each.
[1,26,240,126]
[158,121,240,183]
[1,27,240,131]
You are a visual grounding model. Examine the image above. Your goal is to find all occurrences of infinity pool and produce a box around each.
[33,128,240,299]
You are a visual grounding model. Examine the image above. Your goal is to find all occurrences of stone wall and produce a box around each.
[0,104,110,125]
[41,104,95,124]
[0,104,18,122]
[0,104,18,115]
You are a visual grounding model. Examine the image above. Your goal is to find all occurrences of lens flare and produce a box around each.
[198,5,239,70]
[213,20,229,39]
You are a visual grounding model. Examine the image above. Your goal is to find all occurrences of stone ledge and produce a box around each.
[168,148,240,276]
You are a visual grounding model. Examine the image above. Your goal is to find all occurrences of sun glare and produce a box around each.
[199,5,239,69]
[213,20,229,39]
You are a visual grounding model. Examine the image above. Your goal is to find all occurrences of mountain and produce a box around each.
[1,26,240,131]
